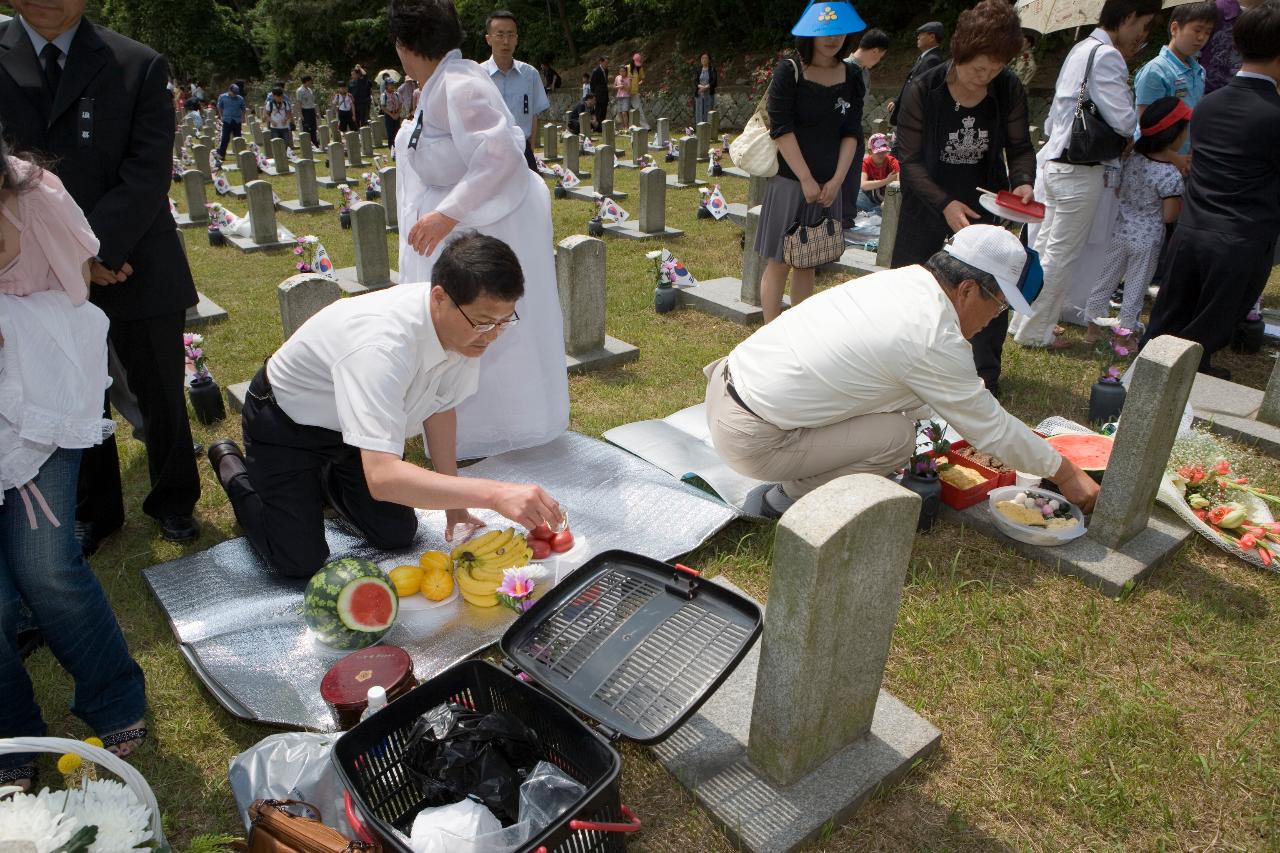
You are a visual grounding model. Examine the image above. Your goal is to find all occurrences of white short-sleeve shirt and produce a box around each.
[480,56,550,139]
[266,283,480,456]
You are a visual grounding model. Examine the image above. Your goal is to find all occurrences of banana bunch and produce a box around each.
[452,528,532,608]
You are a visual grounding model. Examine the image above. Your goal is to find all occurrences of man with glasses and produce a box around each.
[206,235,563,579]
[703,225,1099,519]
[480,9,549,171]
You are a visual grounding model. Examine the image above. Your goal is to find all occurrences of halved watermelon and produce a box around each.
[1047,433,1114,472]
[304,557,398,649]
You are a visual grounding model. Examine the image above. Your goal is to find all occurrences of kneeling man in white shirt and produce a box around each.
[208,234,563,578]
[705,224,1101,518]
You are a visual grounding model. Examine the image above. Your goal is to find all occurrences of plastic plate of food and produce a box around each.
[978,191,1046,224]
[987,485,1086,546]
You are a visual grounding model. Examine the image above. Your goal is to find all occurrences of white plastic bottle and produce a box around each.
[359,685,387,722]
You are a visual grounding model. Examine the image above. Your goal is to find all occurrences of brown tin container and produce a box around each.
[320,645,417,730]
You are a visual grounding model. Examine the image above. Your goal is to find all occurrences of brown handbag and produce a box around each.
[245,799,379,853]
[782,205,844,269]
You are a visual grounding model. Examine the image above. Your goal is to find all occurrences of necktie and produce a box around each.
[41,42,62,96]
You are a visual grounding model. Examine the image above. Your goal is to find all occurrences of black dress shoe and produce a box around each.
[193,441,205,456]
[74,520,118,557]
[159,514,200,544]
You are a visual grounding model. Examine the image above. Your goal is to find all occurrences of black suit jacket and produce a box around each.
[0,17,196,321]
[1180,75,1280,241]
[889,47,945,126]
[589,64,609,102]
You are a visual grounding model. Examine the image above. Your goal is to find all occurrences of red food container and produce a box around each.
[320,645,418,730]
[933,441,1007,509]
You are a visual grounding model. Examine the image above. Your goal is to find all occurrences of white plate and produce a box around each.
[978,192,1043,224]
[987,485,1087,547]
[395,582,459,612]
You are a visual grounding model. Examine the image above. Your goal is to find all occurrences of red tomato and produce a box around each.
[530,539,552,560]
[551,530,575,553]
[529,523,555,542]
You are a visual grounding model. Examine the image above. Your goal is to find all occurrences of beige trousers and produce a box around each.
[703,358,915,498]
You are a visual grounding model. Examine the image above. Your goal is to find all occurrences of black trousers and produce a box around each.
[301,107,318,145]
[337,110,356,132]
[1142,225,1276,370]
[523,137,538,171]
[217,119,241,158]
[593,93,608,125]
[224,368,417,578]
[384,115,402,146]
[77,310,200,530]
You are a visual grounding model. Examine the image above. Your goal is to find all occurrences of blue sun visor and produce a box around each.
[791,1,867,37]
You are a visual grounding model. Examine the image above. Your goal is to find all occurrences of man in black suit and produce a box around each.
[349,64,372,128]
[0,0,202,551]
[887,21,946,128]
[588,55,610,127]
[1142,0,1280,378]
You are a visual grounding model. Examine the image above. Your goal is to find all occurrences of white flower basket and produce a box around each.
[0,736,167,849]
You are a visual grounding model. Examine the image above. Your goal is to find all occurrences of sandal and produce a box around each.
[0,764,37,796]
[100,722,148,760]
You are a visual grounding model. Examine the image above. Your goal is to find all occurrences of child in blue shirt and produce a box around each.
[1133,1,1218,161]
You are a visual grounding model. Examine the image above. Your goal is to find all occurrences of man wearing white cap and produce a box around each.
[704,224,1100,518]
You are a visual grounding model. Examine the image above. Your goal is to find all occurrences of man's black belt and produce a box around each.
[723,364,761,420]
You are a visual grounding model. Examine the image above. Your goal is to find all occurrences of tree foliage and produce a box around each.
[99,0,258,79]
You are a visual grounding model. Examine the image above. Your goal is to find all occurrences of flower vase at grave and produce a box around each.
[339,210,351,229]
[654,279,678,314]
[207,226,224,247]
[900,470,941,532]
[1231,317,1265,354]
[188,375,226,425]
[710,163,723,177]
[365,187,379,201]
[588,216,604,237]
[697,202,712,219]
[1088,379,1127,424]
[554,184,567,199]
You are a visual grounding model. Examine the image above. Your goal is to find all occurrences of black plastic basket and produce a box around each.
[332,659,629,853]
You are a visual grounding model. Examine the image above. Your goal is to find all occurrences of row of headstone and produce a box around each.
[567,147,627,201]
[680,205,770,323]
[602,167,683,241]
[670,137,704,189]
[336,201,398,294]
[555,234,639,373]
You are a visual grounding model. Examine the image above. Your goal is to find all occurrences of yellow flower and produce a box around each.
[57,753,83,775]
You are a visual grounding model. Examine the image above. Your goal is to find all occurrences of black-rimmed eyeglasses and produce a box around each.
[448,293,520,333]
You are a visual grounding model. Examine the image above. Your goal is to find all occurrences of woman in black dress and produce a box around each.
[756,24,866,322]
[891,0,1034,394]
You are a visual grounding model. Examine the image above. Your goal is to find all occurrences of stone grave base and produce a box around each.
[278,198,335,214]
[566,336,639,374]
[335,267,401,295]
[173,214,208,230]
[565,185,628,202]
[602,220,684,241]
[317,176,347,188]
[226,232,297,254]
[227,380,249,413]
[820,246,882,279]
[666,175,706,189]
[185,292,228,327]
[226,187,247,200]
[727,203,748,227]
[260,166,291,177]
[655,620,941,853]
[1187,373,1280,457]
[940,503,1193,597]
[680,278,785,325]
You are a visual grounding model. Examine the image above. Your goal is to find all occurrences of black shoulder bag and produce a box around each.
[1062,40,1129,165]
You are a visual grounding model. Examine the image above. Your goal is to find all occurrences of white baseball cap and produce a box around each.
[941,224,1040,316]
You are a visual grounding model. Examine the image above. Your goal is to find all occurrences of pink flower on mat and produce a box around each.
[497,568,535,599]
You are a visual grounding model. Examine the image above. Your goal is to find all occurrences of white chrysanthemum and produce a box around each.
[0,788,81,852]
[66,779,152,853]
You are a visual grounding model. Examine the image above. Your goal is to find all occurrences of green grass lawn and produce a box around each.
[23,138,1280,852]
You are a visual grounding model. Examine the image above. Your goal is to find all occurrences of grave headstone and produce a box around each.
[279,274,342,339]
[236,149,258,182]
[875,183,901,268]
[231,136,247,155]
[695,122,710,161]
[653,116,670,149]
[603,167,683,240]
[679,206,773,322]
[247,180,278,244]
[669,136,703,188]
[601,119,615,152]
[318,123,331,148]
[563,109,573,129]
[657,475,939,853]
[345,131,364,167]
[252,124,267,149]
[727,174,770,226]
[175,170,208,227]
[321,141,347,187]
[269,137,290,175]
[379,166,398,231]
[555,235,639,373]
[1258,361,1280,427]
[335,201,398,294]
[191,142,213,182]
[593,145,614,197]
[707,109,721,142]
[298,134,314,161]
[173,130,184,157]
[371,119,386,148]
[630,127,646,163]
[563,133,581,177]
[359,126,375,160]
[543,124,559,161]
[279,158,334,213]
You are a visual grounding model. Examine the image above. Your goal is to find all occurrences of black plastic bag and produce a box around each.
[403,703,543,824]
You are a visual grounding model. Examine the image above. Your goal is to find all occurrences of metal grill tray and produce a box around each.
[501,550,762,744]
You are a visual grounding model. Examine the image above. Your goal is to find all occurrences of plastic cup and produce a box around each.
[1014,471,1041,489]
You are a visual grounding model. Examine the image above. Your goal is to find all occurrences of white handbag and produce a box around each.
[729,58,800,178]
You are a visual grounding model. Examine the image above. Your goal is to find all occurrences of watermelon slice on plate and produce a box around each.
[304,557,398,649]
[1046,433,1114,472]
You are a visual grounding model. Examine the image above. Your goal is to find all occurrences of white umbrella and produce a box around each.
[1015,0,1193,34]
[375,68,403,84]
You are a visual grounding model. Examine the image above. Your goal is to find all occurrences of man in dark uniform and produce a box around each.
[0,0,201,553]
[588,55,610,127]
[887,21,946,129]
[349,64,372,128]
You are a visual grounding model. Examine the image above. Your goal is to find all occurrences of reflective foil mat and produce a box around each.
[143,432,738,730]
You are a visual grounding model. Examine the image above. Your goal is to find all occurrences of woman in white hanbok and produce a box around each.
[391,0,569,459]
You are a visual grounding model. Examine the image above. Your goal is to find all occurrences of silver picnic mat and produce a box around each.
[143,432,737,730]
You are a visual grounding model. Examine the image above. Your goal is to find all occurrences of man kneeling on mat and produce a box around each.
[208,234,563,578]
[704,224,1101,519]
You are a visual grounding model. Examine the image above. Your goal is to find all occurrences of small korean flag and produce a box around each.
[582,137,595,153]
[706,185,729,220]
[313,242,336,279]
[257,153,271,172]
[559,168,581,189]
[599,197,629,222]
[662,249,698,287]
[213,173,232,195]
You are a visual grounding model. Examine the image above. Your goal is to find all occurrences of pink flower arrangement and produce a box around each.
[496,568,536,613]
[183,333,211,381]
